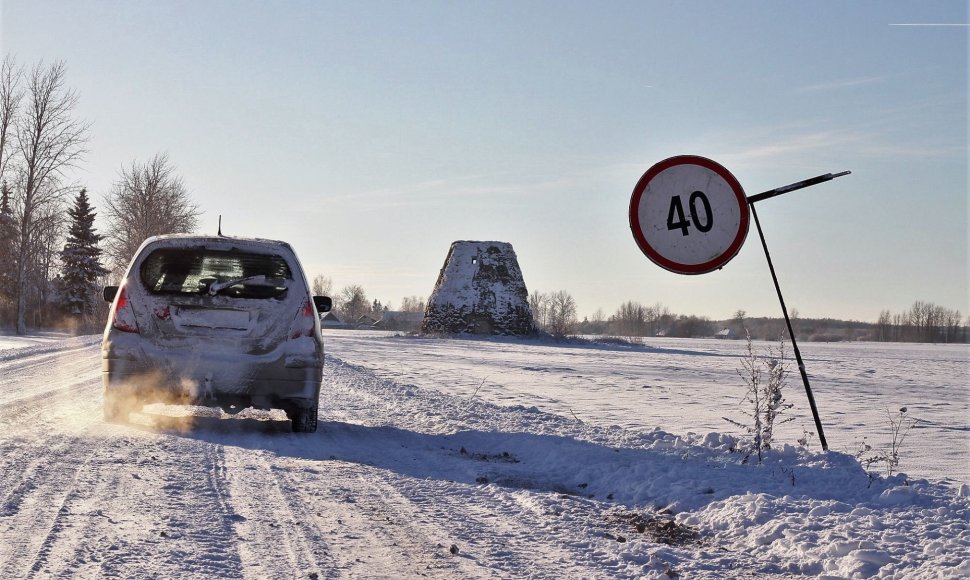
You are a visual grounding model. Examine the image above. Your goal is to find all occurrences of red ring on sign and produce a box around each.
[629,155,749,275]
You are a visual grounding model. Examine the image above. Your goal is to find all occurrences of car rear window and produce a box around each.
[140,248,293,299]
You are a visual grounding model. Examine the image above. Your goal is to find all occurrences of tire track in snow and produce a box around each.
[220,446,337,579]
[268,458,479,579]
[23,433,127,578]
[0,428,108,578]
[57,430,250,579]
[0,406,248,576]
[371,467,613,578]
[0,359,108,580]
[0,364,104,543]
[316,354,678,577]
[316,359,633,577]
[113,435,247,578]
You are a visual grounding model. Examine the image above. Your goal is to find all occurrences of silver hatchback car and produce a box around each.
[101,235,332,432]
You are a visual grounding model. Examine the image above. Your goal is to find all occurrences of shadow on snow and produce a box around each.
[124,407,909,514]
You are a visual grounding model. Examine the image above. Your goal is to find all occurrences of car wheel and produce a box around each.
[103,390,127,423]
[288,405,318,433]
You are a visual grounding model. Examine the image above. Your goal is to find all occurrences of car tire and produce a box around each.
[288,405,318,433]
[103,390,126,423]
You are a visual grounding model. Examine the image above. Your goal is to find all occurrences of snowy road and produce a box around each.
[0,334,967,578]
[0,336,662,578]
[0,338,593,578]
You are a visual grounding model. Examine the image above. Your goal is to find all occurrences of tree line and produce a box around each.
[310,274,425,327]
[323,281,968,344]
[875,301,966,344]
[577,300,722,340]
[0,56,200,334]
[529,293,718,340]
[530,292,968,344]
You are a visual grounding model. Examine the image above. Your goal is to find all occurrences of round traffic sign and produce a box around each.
[629,155,750,275]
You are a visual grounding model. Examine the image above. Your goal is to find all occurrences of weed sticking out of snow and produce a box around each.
[723,332,795,463]
[856,407,920,481]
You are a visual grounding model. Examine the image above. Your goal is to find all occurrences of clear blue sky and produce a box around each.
[2,1,966,321]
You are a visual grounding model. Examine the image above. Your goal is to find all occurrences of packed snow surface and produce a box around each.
[0,330,967,578]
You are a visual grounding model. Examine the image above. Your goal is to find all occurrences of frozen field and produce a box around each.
[329,331,970,486]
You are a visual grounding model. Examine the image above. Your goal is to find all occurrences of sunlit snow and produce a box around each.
[0,331,967,578]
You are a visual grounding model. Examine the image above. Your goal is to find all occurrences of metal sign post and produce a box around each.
[630,156,850,452]
[746,171,850,451]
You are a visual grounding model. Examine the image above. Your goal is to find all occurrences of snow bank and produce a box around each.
[321,332,970,578]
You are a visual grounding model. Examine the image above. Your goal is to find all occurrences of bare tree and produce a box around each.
[311,274,333,297]
[909,300,927,342]
[944,309,963,343]
[13,60,88,334]
[400,295,426,313]
[25,205,64,328]
[645,302,671,337]
[338,284,369,324]
[0,86,15,323]
[546,290,577,338]
[876,309,892,342]
[733,309,746,333]
[613,301,646,337]
[0,182,16,321]
[102,153,200,271]
[0,55,23,184]
[529,290,549,330]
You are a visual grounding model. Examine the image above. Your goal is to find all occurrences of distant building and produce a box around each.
[320,311,345,329]
[375,311,424,332]
[356,315,378,328]
[422,240,536,335]
[715,328,738,339]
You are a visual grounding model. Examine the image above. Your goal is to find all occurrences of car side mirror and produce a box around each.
[313,295,332,313]
[103,286,119,303]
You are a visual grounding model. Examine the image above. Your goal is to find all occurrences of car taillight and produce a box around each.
[289,298,316,339]
[112,285,139,333]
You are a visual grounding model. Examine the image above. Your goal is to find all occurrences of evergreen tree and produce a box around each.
[0,181,16,311]
[59,189,108,326]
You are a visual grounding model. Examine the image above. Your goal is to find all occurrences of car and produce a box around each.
[101,234,332,432]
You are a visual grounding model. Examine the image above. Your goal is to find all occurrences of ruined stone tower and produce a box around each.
[422,241,536,335]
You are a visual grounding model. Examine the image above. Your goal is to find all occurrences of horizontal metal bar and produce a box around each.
[747,171,851,204]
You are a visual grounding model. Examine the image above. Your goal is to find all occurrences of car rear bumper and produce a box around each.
[102,340,322,409]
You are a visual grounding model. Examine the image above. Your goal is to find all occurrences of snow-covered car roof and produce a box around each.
[136,234,297,253]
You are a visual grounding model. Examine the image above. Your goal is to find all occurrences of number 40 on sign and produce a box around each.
[629,155,749,275]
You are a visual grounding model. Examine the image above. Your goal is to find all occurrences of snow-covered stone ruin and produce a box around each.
[422,241,536,335]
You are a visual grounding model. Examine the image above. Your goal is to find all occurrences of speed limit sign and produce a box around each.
[629,155,750,275]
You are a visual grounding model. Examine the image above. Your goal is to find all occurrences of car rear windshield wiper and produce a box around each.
[207,275,268,296]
